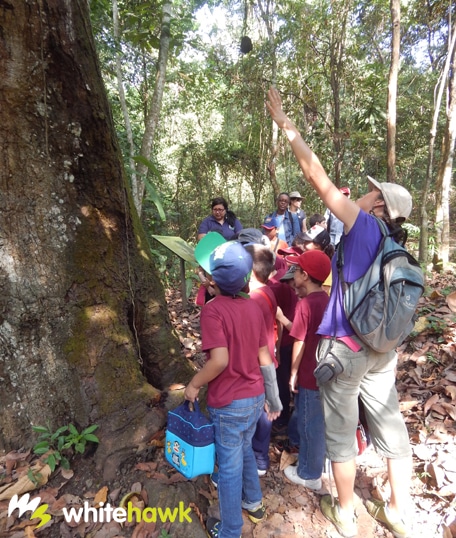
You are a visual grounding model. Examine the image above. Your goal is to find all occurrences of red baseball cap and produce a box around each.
[285,250,331,283]
[277,245,304,257]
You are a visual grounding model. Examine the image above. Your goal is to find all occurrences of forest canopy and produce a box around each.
[89,0,455,273]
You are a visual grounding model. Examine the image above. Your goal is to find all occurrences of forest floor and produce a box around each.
[2,269,456,538]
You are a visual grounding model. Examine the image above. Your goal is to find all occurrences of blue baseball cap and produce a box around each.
[209,242,253,295]
[261,216,280,229]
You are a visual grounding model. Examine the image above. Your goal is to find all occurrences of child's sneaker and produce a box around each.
[284,465,321,490]
[320,495,357,538]
[365,499,411,538]
[206,517,221,538]
[243,502,266,523]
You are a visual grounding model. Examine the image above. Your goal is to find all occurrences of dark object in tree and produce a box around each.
[240,36,253,54]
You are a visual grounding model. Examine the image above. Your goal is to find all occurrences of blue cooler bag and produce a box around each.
[165,400,215,479]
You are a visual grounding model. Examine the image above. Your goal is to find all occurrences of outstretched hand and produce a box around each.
[266,87,288,129]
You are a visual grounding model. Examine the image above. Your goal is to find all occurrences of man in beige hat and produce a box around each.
[288,191,307,232]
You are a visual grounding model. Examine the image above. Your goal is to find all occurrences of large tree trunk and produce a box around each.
[0,0,189,479]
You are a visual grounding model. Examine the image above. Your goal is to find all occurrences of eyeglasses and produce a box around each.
[212,207,226,212]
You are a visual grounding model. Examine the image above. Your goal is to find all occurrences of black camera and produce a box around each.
[313,351,344,385]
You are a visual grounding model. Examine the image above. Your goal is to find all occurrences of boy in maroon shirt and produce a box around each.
[184,241,282,538]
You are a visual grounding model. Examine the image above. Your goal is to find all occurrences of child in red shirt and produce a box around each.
[185,241,282,538]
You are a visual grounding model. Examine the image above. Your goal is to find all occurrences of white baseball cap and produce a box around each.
[367,176,412,221]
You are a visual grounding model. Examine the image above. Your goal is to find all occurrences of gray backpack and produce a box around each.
[337,218,424,353]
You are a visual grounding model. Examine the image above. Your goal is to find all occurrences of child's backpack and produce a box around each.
[337,218,424,353]
[165,400,215,479]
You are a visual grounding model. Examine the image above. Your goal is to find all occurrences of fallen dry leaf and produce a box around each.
[444,385,456,401]
[0,463,51,501]
[446,291,456,312]
[94,485,108,507]
[279,451,297,471]
[424,393,440,415]
[135,462,158,473]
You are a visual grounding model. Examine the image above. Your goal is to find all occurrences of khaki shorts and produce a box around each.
[317,337,412,462]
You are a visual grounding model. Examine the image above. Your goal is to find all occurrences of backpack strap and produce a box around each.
[336,236,349,293]
[337,217,390,292]
[251,287,275,313]
[250,287,278,343]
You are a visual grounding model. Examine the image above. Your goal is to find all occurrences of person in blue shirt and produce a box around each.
[324,187,351,246]
[265,192,300,246]
[198,197,243,241]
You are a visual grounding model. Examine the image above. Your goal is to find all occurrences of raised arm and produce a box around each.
[266,86,360,232]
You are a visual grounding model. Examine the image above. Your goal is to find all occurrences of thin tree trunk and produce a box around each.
[135,2,172,216]
[419,21,456,262]
[329,0,351,186]
[387,0,400,183]
[257,0,280,197]
[435,40,456,264]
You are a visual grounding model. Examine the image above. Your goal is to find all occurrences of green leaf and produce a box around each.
[68,424,79,436]
[82,424,99,435]
[45,453,57,472]
[61,457,71,470]
[143,180,166,221]
[33,447,50,455]
[51,425,69,440]
[33,441,50,451]
[32,425,49,434]
[74,442,86,454]
[83,434,100,443]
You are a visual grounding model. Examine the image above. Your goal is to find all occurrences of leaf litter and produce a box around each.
[2,271,456,537]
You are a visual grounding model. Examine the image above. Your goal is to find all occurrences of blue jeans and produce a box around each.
[295,387,326,480]
[208,394,265,538]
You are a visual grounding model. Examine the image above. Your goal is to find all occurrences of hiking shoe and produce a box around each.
[206,517,221,538]
[284,465,321,491]
[366,499,410,538]
[243,502,266,523]
[320,495,357,538]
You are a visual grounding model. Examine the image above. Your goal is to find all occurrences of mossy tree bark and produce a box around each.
[0,0,190,476]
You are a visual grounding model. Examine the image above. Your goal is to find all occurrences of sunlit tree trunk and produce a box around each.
[329,0,352,186]
[135,2,173,215]
[435,42,456,264]
[386,0,400,183]
[257,0,280,197]
[0,0,187,478]
[419,21,456,263]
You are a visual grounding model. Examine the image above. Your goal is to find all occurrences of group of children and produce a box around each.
[181,85,414,538]
[185,226,332,538]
